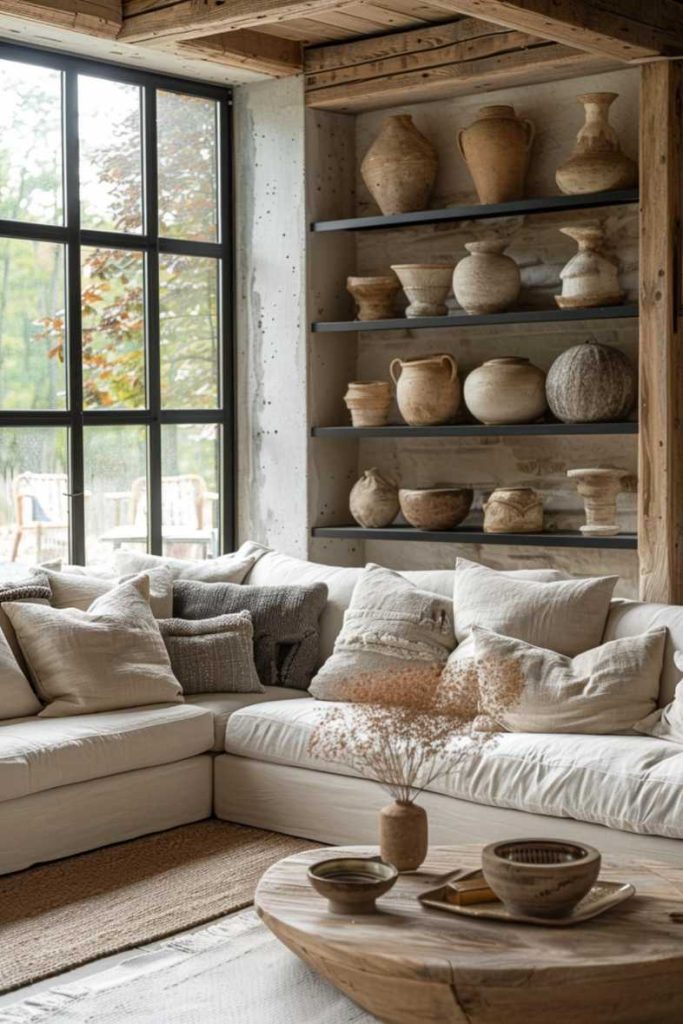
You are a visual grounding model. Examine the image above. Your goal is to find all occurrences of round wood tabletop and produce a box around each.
[255,844,683,1024]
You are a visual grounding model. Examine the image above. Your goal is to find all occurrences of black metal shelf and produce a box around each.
[312,525,637,550]
[311,189,639,233]
[312,422,638,439]
[312,304,639,334]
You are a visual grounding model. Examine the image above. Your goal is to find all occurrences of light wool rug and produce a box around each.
[0,821,320,994]
[0,909,377,1023]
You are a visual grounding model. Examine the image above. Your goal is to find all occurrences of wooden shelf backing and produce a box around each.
[312,304,639,334]
[311,189,639,233]
[312,526,637,550]
[312,422,638,439]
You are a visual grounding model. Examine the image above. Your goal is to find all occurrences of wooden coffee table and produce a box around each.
[255,844,683,1024]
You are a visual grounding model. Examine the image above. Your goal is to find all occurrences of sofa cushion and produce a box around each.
[159,613,263,695]
[224,700,683,839]
[40,565,174,619]
[0,629,41,720]
[0,703,212,802]
[605,599,683,707]
[113,549,256,584]
[186,687,306,751]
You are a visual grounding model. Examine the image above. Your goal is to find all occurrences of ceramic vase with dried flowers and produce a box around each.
[308,663,521,871]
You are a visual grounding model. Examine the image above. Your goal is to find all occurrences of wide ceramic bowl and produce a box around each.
[308,856,398,914]
[482,839,601,919]
[399,487,473,531]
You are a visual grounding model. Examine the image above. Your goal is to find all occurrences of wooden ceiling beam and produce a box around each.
[119,0,354,45]
[417,0,683,62]
[178,28,302,75]
[0,0,121,37]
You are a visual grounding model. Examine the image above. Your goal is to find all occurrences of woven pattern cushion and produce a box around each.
[159,613,264,695]
[173,580,327,690]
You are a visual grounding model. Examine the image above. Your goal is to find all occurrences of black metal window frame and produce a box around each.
[0,41,234,563]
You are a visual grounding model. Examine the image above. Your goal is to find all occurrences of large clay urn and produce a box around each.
[452,240,520,315]
[390,353,460,426]
[555,225,623,309]
[483,487,544,534]
[546,340,636,423]
[464,357,547,425]
[555,93,637,195]
[347,275,400,321]
[458,105,535,204]
[380,801,428,872]
[360,115,438,215]
[567,468,628,537]
[349,469,399,529]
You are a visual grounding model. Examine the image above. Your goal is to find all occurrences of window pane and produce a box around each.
[81,247,145,409]
[157,91,218,242]
[0,59,63,225]
[160,255,219,409]
[161,423,219,557]
[84,425,147,563]
[0,238,66,410]
[79,76,143,234]
[0,427,69,564]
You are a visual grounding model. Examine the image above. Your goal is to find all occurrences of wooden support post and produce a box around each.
[638,60,683,603]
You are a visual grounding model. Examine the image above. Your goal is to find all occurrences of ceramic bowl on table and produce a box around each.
[399,488,473,531]
[482,839,601,919]
[308,856,398,915]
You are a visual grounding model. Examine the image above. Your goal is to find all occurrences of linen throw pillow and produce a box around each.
[173,579,328,690]
[452,557,618,657]
[471,625,667,734]
[0,628,42,719]
[0,573,52,674]
[158,613,264,695]
[635,649,683,744]
[113,550,255,584]
[38,565,174,618]
[4,575,182,717]
[309,564,455,702]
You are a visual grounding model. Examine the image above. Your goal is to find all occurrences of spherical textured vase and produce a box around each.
[391,264,453,318]
[398,488,473,531]
[458,104,535,204]
[347,275,400,321]
[567,467,628,536]
[380,801,428,872]
[360,115,438,215]
[555,93,637,195]
[483,487,543,534]
[464,357,547,425]
[453,241,520,315]
[349,468,399,529]
[546,340,636,423]
[482,839,601,919]
[390,353,460,426]
[555,225,623,309]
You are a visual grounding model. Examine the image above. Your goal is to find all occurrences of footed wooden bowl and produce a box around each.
[308,856,398,914]
[482,839,601,919]
[399,487,473,531]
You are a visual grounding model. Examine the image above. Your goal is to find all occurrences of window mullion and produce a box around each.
[144,85,162,556]
[218,98,235,553]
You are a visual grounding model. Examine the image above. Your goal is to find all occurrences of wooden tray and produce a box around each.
[419,869,635,927]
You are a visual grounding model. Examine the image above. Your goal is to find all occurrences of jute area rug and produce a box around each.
[0,909,377,1024]
[0,821,321,995]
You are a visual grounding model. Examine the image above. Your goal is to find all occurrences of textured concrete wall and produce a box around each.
[233,76,308,555]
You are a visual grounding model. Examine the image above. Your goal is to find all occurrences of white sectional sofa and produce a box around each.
[2,546,683,875]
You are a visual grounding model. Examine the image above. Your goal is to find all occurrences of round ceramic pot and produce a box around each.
[347,275,400,321]
[546,340,636,423]
[380,801,428,872]
[344,381,392,427]
[464,357,547,425]
[452,241,520,315]
[555,93,637,195]
[360,115,438,215]
[555,225,623,309]
[458,104,535,204]
[399,488,473,531]
[483,486,543,534]
[349,468,399,528]
[391,264,453,318]
[390,353,460,426]
[482,839,601,919]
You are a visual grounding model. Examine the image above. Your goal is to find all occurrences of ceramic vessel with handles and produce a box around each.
[390,353,460,426]
[458,105,535,204]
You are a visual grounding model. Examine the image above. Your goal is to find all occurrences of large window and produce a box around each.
[0,45,233,565]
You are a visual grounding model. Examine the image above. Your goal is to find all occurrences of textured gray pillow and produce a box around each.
[158,613,263,695]
[173,580,328,690]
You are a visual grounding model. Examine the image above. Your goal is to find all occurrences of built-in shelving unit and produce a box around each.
[312,422,638,439]
[313,525,637,549]
[311,188,638,233]
[312,305,638,333]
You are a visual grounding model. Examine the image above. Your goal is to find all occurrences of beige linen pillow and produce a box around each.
[4,575,182,718]
[309,563,455,701]
[452,557,618,658]
[0,628,42,719]
[471,625,667,734]
[635,649,683,743]
[39,565,173,618]
[113,550,255,584]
